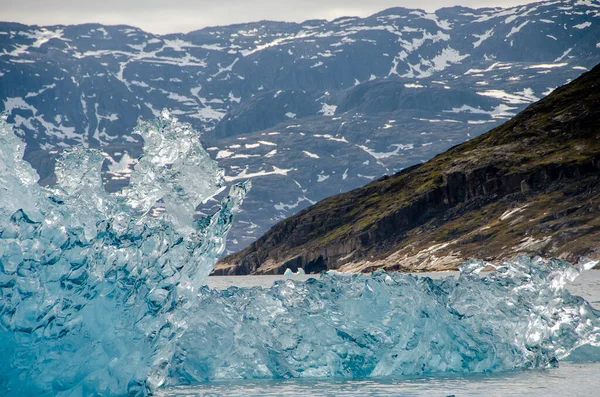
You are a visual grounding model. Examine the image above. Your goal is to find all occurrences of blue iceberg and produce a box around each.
[0,112,599,396]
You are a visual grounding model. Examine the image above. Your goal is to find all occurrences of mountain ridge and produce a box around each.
[215,62,600,274]
[1,0,600,254]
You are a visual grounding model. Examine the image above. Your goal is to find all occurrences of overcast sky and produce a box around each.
[2,0,538,34]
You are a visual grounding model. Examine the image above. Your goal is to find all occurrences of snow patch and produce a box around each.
[313,134,348,143]
[230,154,261,159]
[358,144,414,160]
[403,47,469,78]
[191,106,226,122]
[258,140,277,146]
[200,43,227,51]
[464,61,513,75]
[164,38,196,51]
[468,120,495,125]
[554,48,572,62]
[212,58,239,78]
[275,196,314,211]
[228,91,241,103]
[357,174,376,180]
[445,104,517,119]
[224,166,294,182]
[472,29,494,48]
[303,151,320,159]
[29,28,65,48]
[507,20,529,37]
[317,174,330,182]
[319,103,337,116]
[216,150,234,159]
[542,87,556,96]
[24,83,56,98]
[477,88,539,104]
[3,97,37,115]
[526,62,568,69]
[420,13,452,30]
[472,7,517,23]
[264,149,277,158]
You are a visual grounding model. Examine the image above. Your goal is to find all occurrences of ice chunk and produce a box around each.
[284,267,306,278]
[176,257,600,382]
[0,112,249,396]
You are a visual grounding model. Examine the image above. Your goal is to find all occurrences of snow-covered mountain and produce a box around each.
[1,0,599,253]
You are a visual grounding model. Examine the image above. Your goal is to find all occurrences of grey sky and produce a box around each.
[3,0,538,34]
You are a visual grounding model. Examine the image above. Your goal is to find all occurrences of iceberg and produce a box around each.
[176,257,600,381]
[0,112,599,396]
[0,111,249,396]
[284,267,305,278]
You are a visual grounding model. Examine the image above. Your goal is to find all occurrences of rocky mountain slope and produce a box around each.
[1,0,600,253]
[216,62,600,274]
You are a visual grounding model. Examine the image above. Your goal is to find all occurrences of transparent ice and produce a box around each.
[0,111,249,396]
[1,113,599,397]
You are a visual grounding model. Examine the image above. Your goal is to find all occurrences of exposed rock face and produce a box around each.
[215,63,600,274]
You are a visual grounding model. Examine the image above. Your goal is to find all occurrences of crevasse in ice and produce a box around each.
[1,112,600,397]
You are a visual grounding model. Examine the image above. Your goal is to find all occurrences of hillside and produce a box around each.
[215,62,600,274]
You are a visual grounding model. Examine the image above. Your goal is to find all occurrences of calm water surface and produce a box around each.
[156,271,600,397]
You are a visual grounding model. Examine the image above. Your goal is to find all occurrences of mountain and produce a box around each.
[215,62,600,274]
[1,0,600,254]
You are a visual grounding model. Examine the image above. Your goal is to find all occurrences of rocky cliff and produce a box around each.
[215,62,600,274]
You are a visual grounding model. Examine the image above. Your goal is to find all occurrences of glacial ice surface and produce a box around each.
[1,112,600,396]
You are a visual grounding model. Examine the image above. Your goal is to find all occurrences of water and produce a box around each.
[1,112,600,396]
[157,363,600,396]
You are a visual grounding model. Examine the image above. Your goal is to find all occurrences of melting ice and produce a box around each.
[0,110,248,396]
[0,112,599,396]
